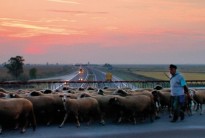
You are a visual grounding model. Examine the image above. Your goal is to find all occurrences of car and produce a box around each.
[79,68,83,74]
[79,78,83,81]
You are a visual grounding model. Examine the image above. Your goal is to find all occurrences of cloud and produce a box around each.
[105,26,119,31]
[0,18,85,37]
[47,0,80,4]
[0,17,76,24]
[47,9,108,15]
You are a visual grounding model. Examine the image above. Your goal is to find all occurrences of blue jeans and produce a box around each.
[171,95,185,120]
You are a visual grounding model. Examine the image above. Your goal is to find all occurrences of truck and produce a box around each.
[105,72,112,81]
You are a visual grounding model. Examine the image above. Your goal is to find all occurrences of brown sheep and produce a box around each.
[43,89,53,94]
[28,91,44,96]
[131,90,159,119]
[62,90,100,99]
[190,89,205,115]
[151,90,172,117]
[79,94,123,120]
[59,94,105,127]
[26,95,60,125]
[112,89,129,96]
[0,98,36,134]
[0,92,7,98]
[98,89,117,95]
[0,88,8,93]
[109,95,155,124]
[152,89,192,117]
[9,92,58,126]
[77,91,100,99]
[110,89,159,119]
[25,92,66,125]
[86,86,97,91]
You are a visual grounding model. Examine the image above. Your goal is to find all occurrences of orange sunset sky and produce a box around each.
[0,0,205,64]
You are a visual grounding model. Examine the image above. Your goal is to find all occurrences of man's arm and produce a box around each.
[184,85,189,93]
[180,75,188,93]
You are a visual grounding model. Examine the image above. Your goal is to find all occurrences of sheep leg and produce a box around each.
[117,117,122,123]
[47,110,54,126]
[75,115,80,127]
[96,107,105,125]
[168,106,173,118]
[0,124,2,134]
[193,101,198,111]
[133,117,137,125]
[200,104,203,115]
[87,116,93,126]
[14,122,19,130]
[131,112,136,125]
[99,115,105,125]
[155,101,160,112]
[117,111,123,123]
[20,114,30,134]
[46,116,52,126]
[150,113,154,122]
[59,113,68,128]
[21,119,29,133]
[187,102,192,116]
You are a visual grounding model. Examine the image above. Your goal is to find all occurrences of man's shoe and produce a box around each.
[170,119,177,123]
[180,113,185,121]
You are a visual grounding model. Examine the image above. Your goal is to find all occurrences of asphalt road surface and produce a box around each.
[1,111,205,138]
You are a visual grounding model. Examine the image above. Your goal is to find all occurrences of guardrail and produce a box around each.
[0,80,205,90]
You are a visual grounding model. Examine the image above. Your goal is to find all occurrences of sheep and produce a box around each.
[112,89,129,96]
[98,89,118,95]
[190,89,205,115]
[0,98,36,134]
[59,94,105,127]
[0,88,7,93]
[9,92,58,126]
[86,86,97,91]
[109,95,155,124]
[151,90,172,117]
[152,89,192,117]
[0,92,8,98]
[79,94,123,120]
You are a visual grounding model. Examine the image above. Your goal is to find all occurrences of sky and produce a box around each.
[0,0,205,64]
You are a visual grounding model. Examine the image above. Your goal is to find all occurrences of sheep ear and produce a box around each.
[152,90,158,95]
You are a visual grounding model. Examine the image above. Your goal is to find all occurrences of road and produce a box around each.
[80,66,138,89]
[34,66,137,90]
[51,66,130,90]
[1,111,205,138]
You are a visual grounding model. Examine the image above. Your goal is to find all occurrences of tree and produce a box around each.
[29,68,37,79]
[103,63,112,70]
[4,56,25,80]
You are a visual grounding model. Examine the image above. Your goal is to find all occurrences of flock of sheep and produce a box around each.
[0,86,205,134]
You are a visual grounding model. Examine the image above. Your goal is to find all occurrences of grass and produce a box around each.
[2,64,205,81]
[180,73,205,80]
[132,71,205,81]
[0,64,78,81]
[112,70,158,81]
[111,64,205,81]
[132,71,169,81]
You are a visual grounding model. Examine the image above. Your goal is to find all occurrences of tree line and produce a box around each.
[3,56,37,81]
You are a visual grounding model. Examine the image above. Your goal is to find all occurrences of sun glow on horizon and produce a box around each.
[0,0,205,64]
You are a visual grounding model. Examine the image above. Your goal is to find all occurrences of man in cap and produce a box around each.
[169,64,189,122]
